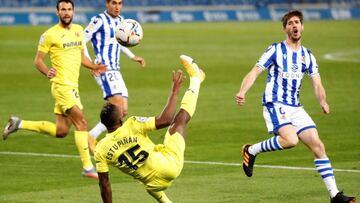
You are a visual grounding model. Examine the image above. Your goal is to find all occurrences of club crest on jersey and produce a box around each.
[291,64,298,72]
[93,17,99,24]
[39,34,45,45]
[75,32,80,37]
[136,117,149,123]
[279,107,286,119]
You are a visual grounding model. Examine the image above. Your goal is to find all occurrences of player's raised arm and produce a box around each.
[34,51,57,79]
[98,172,112,203]
[235,65,263,106]
[155,70,184,129]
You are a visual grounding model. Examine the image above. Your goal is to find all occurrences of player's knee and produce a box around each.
[56,130,68,138]
[172,111,190,126]
[74,118,88,131]
[312,141,326,157]
[282,135,299,148]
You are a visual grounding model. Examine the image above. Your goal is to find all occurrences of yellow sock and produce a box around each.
[21,120,56,137]
[180,77,201,117]
[74,131,93,169]
[147,190,172,203]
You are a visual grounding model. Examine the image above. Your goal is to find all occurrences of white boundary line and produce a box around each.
[1,151,359,173]
[184,160,360,173]
[323,50,360,63]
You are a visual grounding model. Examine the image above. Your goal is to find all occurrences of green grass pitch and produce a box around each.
[0,20,359,202]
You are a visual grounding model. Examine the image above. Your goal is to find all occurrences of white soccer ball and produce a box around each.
[115,19,143,47]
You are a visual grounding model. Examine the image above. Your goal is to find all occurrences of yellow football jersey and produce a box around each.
[38,24,84,87]
[95,116,157,179]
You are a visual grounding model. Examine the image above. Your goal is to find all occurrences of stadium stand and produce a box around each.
[0,0,359,8]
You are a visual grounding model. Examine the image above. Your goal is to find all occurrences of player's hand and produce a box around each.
[320,101,330,114]
[92,63,107,76]
[172,70,184,94]
[132,56,146,68]
[47,68,57,79]
[235,92,246,106]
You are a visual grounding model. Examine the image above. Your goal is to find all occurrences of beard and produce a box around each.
[291,35,302,42]
[60,16,73,26]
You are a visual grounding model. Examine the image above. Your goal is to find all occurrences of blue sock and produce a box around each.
[249,135,283,155]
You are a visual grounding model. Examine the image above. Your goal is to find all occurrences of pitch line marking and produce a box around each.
[1,151,359,173]
[323,50,360,63]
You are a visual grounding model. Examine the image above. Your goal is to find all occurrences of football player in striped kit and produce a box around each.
[235,10,355,203]
[84,0,146,151]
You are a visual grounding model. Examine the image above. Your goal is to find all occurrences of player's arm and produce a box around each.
[83,16,104,65]
[33,51,57,79]
[235,65,263,106]
[81,51,107,76]
[83,42,92,62]
[120,46,146,67]
[98,172,112,203]
[83,19,96,62]
[155,70,184,129]
[311,75,330,114]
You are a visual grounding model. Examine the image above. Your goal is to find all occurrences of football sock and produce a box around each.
[249,135,283,155]
[20,120,56,137]
[314,158,339,198]
[180,77,201,117]
[189,77,201,93]
[147,190,172,203]
[89,121,107,139]
[74,131,93,170]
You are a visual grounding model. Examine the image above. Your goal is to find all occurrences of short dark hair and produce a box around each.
[281,10,303,28]
[106,0,122,3]
[100,102,122,129]
[56,0,74,10]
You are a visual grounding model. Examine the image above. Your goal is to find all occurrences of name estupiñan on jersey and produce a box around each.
[106,136,138,160]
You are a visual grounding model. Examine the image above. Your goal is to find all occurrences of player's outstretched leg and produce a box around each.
[242,144,257,177]
[152,56,204,203]
[167,54,205,138]
[331,191,356,203]
[3,115,21,140]
[3,115,58,140]
[180,55,205,82]
[241,135,284,177]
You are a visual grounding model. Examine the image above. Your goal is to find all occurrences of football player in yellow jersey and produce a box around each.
[2,0,106,179]
[94,55,205,203]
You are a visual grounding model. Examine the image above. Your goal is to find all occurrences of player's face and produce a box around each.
[106,0,123,18]
[57,2,74,26]
[284,16,304,42]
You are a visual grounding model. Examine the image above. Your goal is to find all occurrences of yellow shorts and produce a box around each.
[144,131,185,192]
[51,83,83,115]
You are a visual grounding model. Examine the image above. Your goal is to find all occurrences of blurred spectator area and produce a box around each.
[0,0,358,10]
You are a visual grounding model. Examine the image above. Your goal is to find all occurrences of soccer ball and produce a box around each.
[115,19,143,47]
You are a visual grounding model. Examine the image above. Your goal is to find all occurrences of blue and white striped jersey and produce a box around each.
[84,11,133,71]
[257,41,319,107]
